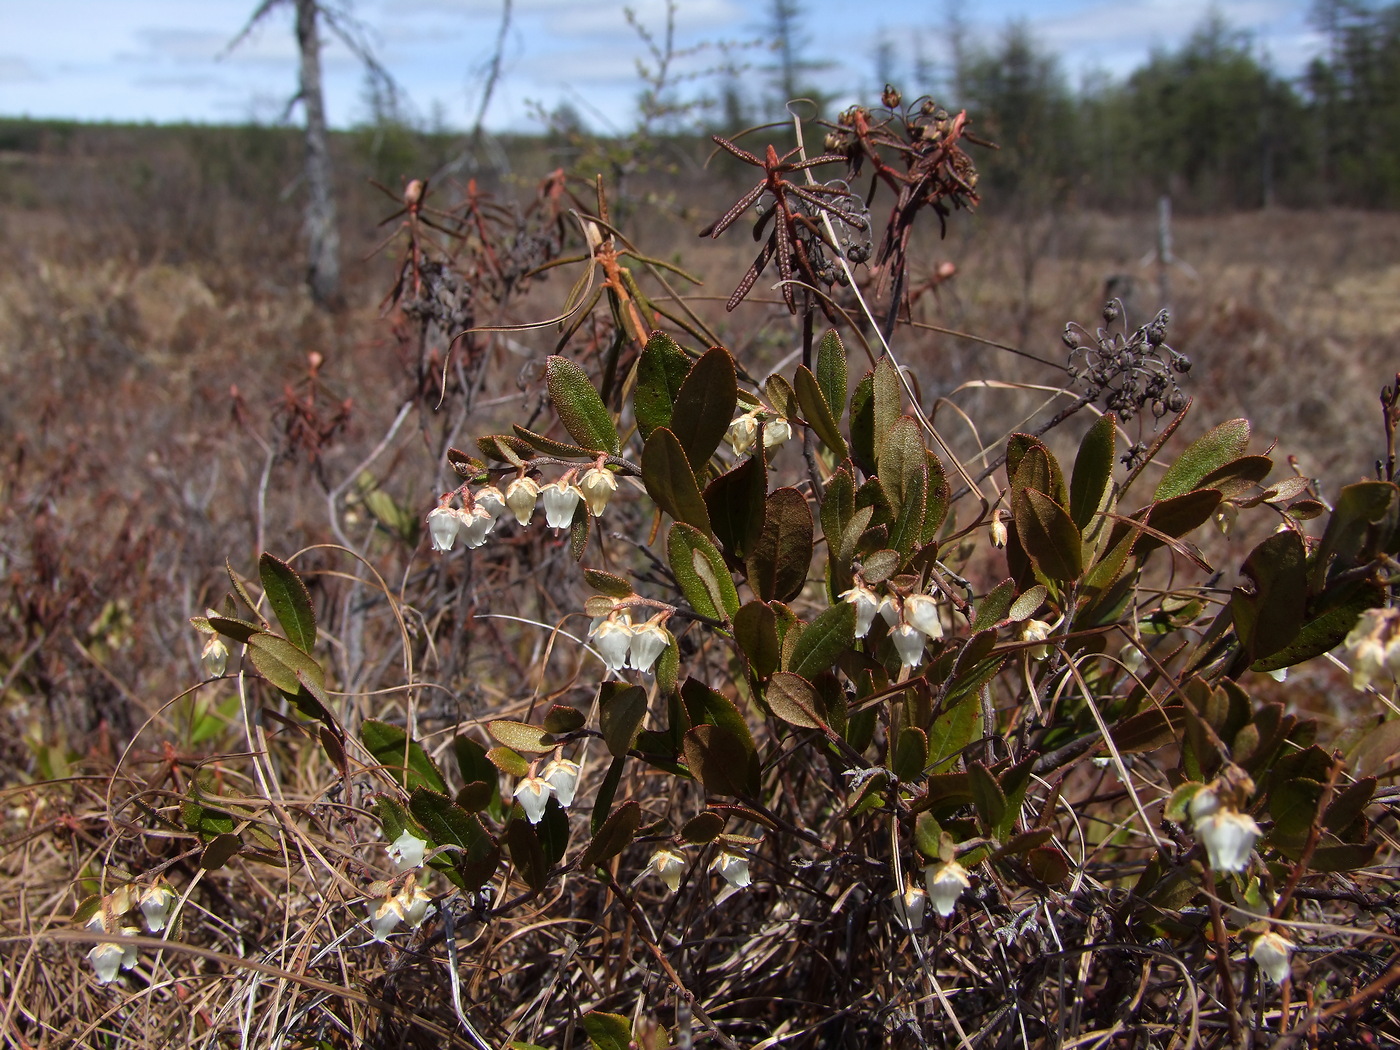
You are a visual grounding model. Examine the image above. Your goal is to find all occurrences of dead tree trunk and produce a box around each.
[295,0,340,307]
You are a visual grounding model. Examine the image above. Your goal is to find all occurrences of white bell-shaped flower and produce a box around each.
[88,940,127,984]
[504,476,540,526]
[878,595,902,627]
[891,623,926,668]
[905,594,943,640]
[139,884,176,933]
[368,894,406,942]
[541,478,583,529]
[989,513,1008,548]
[457,506,495,548]
[201,635,228,678]
[628,617,670,673]
[896,883,928,931]
[762,417,792,448]
[1196,807,1260,872]
[725,413,759,456]
[1019,618,1053,660]
[578,466,618,517]
[649,847,688,893]
[1250,930,1293,984]
[590,617,634,672]
[542,757,581,808]
[840,583,880,638]
[386,829,428,873]
[924,860,971,916]
[398,883,433,930]
[513,775,554,824]
[474,484,506,520]
[711,847,752,889]
[427,505,460,551]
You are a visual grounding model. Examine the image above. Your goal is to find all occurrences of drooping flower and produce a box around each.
[368,894,406,942]
[1195,807,1261,872]
[726,413,759,456]
[386,829,428,873]
[896,883,928,931]
[513,775,554,824]
[590,616,634,673]
[762,417,792,448]
[628,616,670,674]
[711,848,752,889]
[841,583,880,638]
[649,847,688,893]
[541,478,583,529]
[456,506,495,548]
[542,757,581,808]
[904,594,943,640]
[891,623,926,668]
[578,466,618,517]
[139,883,176,933]
[201,635,228,678]
[1250,930,1294,984]
[989,512,1008,548]
[1344,608,1400,691]
[88,940,126,984]
[474,484,506,520]
[1019,618,1053,661]
[427,505,460,551]
[924,860,971,916]
[504,476,541,526]
[878,595,902,628]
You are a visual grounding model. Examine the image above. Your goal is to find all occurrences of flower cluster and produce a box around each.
[839,582,944,668]
[427,463,622,553]
[83,881,178,984]
[367,874,433,941]
[587,609,672,675]
[725,411,792,456]
[1343,607,1400,691]
[513,756,581,823]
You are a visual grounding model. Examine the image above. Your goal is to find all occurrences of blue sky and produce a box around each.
[1,0,1321,131]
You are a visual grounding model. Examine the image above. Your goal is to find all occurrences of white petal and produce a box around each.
[513,776,554,824]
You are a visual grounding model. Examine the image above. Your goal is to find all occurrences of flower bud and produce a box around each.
[427,505,460,551]
[504,476,540,526]
[578,466,618,517]
[649,847,688,892]
[924,860,971,916]
[542,757,581,808]
[513,775,554,824]
[725,413,758,456]
[386,829,428,873]
[1250,930,1293,984]
[840,583,880,638]
[541,478,583,529]
[201,635,228,678]
[474,484,506,520]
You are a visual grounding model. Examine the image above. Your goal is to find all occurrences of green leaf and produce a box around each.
[259,552,316,654]
[361,719,448,794]
[681,811,727,843]
[512,423,596,460]
[878,415,926,515]
[634,330,690,439]
[681,677,756,754]
[1132,489,1222,556]
[477,433,533,465]
[734,600,781,679]
[506,817,549,893]
[971,579,1017,631]
[201,834,243,870]
[926,691,979,772]
[545,355,619,455]
[1197,455,1273,500]
[1008,584,1048,622]
[580,800,641,868]
[1069,414,1116,534]
[968,762,1007,835]
[582,568,633,598]
[247,633,325,695]
[668,523,739,622]
[581,1011,634,1050]
[872,358,902,464]
[1154,417,1250,501]
[409,788,499,890]
[815,328,848,425]
[766,671,827,730]
[670,345,737,470]
[1310,480,1399,590]
[788,601,856,680]
[746,487,813,603]
[893,725,929,781]
[542,705,586,733]
[765,373,800,421]
[887,457,927,561]
[683,724,760,796]
[486,746,530,779]
[849,372,876,476]
[705,448,766,561]
[487,720,556,754]
[1252,585,1383,672]
[642,426,712,534]
[1012,488,1083,584]
[1231,529,1307,664]
[795,365,848,458]
[922,450,951,543]
[1008,434,1067,510]
[599,683,648,757]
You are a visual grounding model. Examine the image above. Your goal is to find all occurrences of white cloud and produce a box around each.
[0,56,43,84]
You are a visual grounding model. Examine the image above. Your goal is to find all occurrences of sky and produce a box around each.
[0,0,1324,133]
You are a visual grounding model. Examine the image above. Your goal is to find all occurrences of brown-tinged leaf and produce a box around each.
[683,725,760,796]
[580,800,641,868]
[1012,488,1083,584]
[766,671,828,729]
[259,552,316,654]
[487,720,555,754]
[747,487,813,603]
[670,346,737,470]
[643,426,712,533]
[545,355,619,455]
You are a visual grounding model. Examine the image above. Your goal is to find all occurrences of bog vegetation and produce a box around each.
[4,6,1400,1049]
